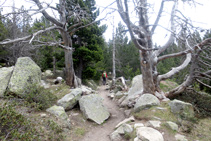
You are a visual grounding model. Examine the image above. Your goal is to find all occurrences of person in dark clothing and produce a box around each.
[102,71,107,85]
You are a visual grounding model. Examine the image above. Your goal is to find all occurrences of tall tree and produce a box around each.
[71,0,106,80]
[116,0,211,98]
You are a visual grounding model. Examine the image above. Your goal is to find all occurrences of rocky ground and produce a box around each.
[0,57,211,141]
[81,86,125,141]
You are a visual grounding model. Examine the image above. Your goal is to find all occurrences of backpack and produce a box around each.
[103,73,106,77]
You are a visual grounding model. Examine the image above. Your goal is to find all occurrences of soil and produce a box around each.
[80,85,126,141]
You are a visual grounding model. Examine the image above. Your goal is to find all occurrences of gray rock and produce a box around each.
[134,137,140,141]
[115,116,135,128]
[124,109,131,118]
[8,57,41,97]
[134,123,144,129]
[46,105,71,128]
[175,134,188,141]
[120,75,143,107]
[79,94,110,124]
[44,70,53,78]
[147,120,161,128]
[165,121,179,131]
[54,76,63,84]
[40,80,50,89]
[110,124,133,141]
[169,99,194,119]
[40,113,47,118]
[0,67,13,97]
[57,88,82,110]
[116,124,133,134]
[108,93,115,99]
[118,96,126,105]
[115,91,124,99]
[81,85,93,95]
[136,127,164,141]
[134,94,160,112]
[110,131,122,141]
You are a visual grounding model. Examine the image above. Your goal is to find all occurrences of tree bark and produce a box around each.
[112,17,116,86]
[64,48,78,87]
[140,50,156,94]
[77,57,83,79]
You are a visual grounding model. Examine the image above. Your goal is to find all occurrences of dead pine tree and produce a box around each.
[116,0,211,99]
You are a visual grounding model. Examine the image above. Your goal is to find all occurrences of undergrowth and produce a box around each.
[0,103,38,140]
[24,84,57,110]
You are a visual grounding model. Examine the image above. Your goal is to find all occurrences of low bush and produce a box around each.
[173,89,211,117]
[24,84,57,110]
[0,104,38,140]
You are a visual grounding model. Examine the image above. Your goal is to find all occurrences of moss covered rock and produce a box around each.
[134,94,160,112]
[57,88,82,110]
[79,94,110,124]
[0,67,13,97]
[8,57,41,97]
[169,99,194,120]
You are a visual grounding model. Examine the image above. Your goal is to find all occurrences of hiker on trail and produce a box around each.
[102,71,107,85]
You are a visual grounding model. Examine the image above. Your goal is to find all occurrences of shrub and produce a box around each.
[0,104,38,140]
[174,89,211,117]
[24,84,57,110]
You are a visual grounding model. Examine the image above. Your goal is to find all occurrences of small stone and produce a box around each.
[115,116,135,128]
[124,109,131,118]
[166,121,179,131]
[110,131,122,141]
[136,127,164,141]
[40,113,47,118]
[134,123,144,129]
[147,120,161,128]
[134,137,140,141]
[175,134,188,141]
[156,107,167,110]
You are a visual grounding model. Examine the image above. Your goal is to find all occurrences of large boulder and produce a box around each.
[79,94,110,124]
[134,94,160,112]
[57,88,82,110]
[46,105,71,128]
[136,127,164,141]
[120,75,143,107]
[169,99,194,119]
[0,67,13,97]
[8,57,41,97]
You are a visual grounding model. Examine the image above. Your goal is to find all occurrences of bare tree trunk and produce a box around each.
[53,56,56,75]
[140,51,156,94]
[53,47,56,75]
[112,17,116,85]
[65,48,75,87]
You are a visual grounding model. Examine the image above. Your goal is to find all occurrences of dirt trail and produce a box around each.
[81,86,126,141]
